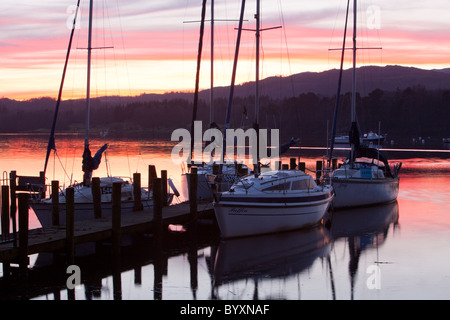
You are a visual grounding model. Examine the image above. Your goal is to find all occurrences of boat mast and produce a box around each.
[210,0,214,125]
[254,0,261,176]
[85,0,93,150]
[350,0,357,162]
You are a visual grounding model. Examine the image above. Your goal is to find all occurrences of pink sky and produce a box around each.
[1,0,449,100]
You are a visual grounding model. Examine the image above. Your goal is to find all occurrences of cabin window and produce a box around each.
[291,179,314,190]
[262,181,291,191]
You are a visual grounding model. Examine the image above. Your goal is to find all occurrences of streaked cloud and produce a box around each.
[1,0,449,100]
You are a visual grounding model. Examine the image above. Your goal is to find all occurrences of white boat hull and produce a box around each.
[331,177,399,209]
[31,196,173,228]
[214,191,334,238]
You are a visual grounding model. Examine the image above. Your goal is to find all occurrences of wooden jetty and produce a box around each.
[0,168,214,268]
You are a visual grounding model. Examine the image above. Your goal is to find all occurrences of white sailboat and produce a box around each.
[30,0,173,227]
[329,0,401,209]
[213,0,334,238]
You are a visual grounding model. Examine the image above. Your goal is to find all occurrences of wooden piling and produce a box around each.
[298,162,306,172]
[51,180,60,225]
[332,158,338,171]
[9,171,17,246]
[133,172,142,211]
[316,160,323,182]
[18,193,29,278]
[112,182,121,255]
[281,164,289,170]
[290,158,297,170]
[189,167,198,220]
[65,187,75,265]
[1,185,9,236]
[91,177,102,219]
[148,165,157,191]
[161,170,168,207]
[152,178,162,227]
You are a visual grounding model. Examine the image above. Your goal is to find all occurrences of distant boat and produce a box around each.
[329,0,401,209]
[30,0,174,227]
[334,131,386,148]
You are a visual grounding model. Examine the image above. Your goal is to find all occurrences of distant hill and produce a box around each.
[2,65,450,111]
[198,65,450,100]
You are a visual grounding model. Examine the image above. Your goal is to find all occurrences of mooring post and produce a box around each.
[148,165,157,192]
[91,177,102,219]
[282,164,289,170]
[18,193,29,279]
[112,182,121,254]
[152,178,162,228]
[66,187,75,266]
[1,185,10,237]
[189,167,198,220]
[133,172,142,211]
[316,160,323,183]
[332,158,338,171]
[161,170,168,207]
[51,180,60,225]
[290,158,297,170]
[112,181,122,300]
[9,171,17,247]
[298,162,306,172]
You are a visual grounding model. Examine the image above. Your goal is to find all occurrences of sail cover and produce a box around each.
[82,143,108,173]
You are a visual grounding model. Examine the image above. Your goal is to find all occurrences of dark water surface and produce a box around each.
[0,135,449,300]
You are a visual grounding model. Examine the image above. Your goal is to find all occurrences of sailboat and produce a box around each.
[329,0,402,209]
[181,0,251,201]
[213,0,334,239]
[30,0,173,227]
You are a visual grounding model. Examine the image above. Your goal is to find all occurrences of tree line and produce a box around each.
[1,86,449,146]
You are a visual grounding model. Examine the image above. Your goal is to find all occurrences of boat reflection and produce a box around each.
[329,201,400,299]
[212,225,331,299]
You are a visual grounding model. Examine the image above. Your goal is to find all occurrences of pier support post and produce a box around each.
[91,177,102,218]
[316,160,323,183]
[1,185,10,277]
[66,187,75,266]
[112,181,122,300]
[10,171,17,247]
[133,173,142,211]
[161,170,168,207]
[290,158,297,170]
[148,165,157,191]
[298,162,306,172]
[189,167,198,220]
[18,193,29,279]
[1,185,10,237]
[152,178,162,228]
[51,180,60,225]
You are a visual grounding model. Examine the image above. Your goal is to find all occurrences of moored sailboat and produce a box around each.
[30,0,174,227]
[328,0,401,209]
[213,0,333,238]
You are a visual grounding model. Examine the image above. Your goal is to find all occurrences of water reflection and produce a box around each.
[212,226,331,300]
[329,201,400,299]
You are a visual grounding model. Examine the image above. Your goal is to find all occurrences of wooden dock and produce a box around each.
[0,200,214,263]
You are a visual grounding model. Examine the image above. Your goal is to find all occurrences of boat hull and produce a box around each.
[31,199,154,227]
[331,177,399,209]
[213,191,334,238]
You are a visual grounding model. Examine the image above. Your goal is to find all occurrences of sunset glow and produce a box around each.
[1,0,449,101]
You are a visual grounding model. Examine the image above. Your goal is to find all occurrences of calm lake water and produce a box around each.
[0,134,449,300]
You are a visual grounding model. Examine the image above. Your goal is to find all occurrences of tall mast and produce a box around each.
[85,0,93,149]
[255,0,260,126]
[351,0,357,124]
[210,0,214,125]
